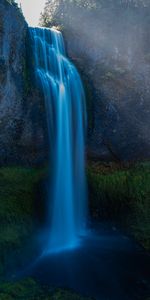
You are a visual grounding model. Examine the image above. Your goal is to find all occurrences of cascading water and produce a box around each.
[30,27,87,253]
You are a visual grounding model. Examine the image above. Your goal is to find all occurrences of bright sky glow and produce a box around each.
[15,0,46,26]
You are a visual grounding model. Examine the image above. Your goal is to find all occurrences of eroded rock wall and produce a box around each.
[0,0,47,165]
[61,5,150,161]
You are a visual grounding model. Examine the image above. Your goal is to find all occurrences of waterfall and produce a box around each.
[30,27,87,253]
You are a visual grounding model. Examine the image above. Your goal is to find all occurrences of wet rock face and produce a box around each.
[0,1,150,164]
[63,6,150,161]
[0,0,48,165]
[83,62,150,161]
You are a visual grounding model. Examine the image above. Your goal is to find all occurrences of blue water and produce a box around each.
[30,27,87,253]
[24,223,150,300]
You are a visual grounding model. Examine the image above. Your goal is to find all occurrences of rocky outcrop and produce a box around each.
[58,3,150,161]
[0,0,47,166]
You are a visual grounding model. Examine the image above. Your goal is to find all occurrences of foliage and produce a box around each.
[0,167,46,276]
[87,162,150,250]
[0,278,92,300]
[40,0,150,28]
[0,278,41,300]
[0,167,44,224]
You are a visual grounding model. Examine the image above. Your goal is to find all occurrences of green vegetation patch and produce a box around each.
[0,167,46,275]
[0,278,92,300]
[87,162,150,250]
[0,167,45,225]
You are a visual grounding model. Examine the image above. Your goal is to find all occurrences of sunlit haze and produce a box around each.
[15,0,45,26]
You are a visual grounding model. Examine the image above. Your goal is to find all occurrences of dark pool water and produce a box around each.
[26,224,150,300]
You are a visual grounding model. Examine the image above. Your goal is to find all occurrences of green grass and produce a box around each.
[0,167,46,276]
[0,278,92,300]
[87,162,150,250]
[0,167,45,224]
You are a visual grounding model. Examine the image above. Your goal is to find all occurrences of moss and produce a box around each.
[0,278,92,300]
[0,167,46,276]
[0,167,45,223]
[50,288,91,300]
[87,161,150,250]
[0,278,42,299]
[0,294,13,300]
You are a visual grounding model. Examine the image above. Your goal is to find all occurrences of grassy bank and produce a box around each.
[0,167,46,277]
[0,278,92,300]
[87,161,150,250]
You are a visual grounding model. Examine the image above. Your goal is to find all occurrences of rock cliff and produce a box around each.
[0,0,47,165]
[1,0,150,164]
[40,1,150,161]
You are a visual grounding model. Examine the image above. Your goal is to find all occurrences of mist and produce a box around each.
[40,0,150,160]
